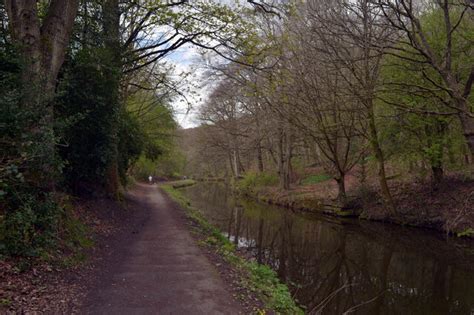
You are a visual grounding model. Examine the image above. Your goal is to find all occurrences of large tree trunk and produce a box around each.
[277,128,292,190]
[103,0,121,197]
[5,0,80,189]
[6,0,80,102]
[368,108,395,214]
[335,173,346,205]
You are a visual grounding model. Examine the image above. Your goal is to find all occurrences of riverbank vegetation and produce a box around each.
[161,182,303,314]
[179,1,474,236]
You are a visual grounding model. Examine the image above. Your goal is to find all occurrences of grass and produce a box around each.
[301,174,332,185]
[169,179,197,189]
[161,183,303,315]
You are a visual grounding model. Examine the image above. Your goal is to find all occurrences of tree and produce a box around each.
[300,0,396,211]
[5,0,80,103]
[373,0,474,156]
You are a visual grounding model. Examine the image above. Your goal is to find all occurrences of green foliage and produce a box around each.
[378,6,474,178]
[57,48,121,192]
[1,193,62,256]
[301,174,332,185]
[457,228,474,238]
[117,111,146,185]
[127,91,182,181]
[247,263,303,314]
[237,172,278,193]
[62,204,94,250]
[57,48,148,192]
[0,44,66,256]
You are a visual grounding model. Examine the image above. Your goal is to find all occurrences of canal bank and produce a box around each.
[160,182,303,314]
[177,181,474,314]
[236,176,474,238]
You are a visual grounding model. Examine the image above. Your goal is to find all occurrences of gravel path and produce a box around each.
[81,183,242,314]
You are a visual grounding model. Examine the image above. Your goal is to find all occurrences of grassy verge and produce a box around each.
[161,182,304,315]
[169,179,197,189]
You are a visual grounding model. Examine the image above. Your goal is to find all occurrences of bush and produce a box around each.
[1,193,62,256]
[237,172,278,193]
[0,48,65,257]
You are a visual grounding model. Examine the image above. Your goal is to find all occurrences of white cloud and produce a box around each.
[164,44,222,129]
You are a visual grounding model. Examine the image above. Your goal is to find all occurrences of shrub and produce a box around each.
[1,193,62,256]
[238,172,278,193]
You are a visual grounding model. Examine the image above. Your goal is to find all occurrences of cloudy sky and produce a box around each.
[163,44,207,129]
[160,0,252,129]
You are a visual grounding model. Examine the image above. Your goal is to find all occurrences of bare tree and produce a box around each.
[300,0,397,211]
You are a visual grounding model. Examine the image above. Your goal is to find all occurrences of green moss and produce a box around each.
[161,184,303,314]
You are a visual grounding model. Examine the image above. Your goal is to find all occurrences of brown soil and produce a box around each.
[360,177,474,234]
[0,196,131,313]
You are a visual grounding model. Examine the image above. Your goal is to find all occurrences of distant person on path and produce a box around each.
[148,175,153,184]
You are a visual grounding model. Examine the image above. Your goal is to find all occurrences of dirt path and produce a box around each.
[80,183,242,314]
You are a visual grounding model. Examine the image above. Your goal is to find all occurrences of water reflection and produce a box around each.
[181,183,474,314]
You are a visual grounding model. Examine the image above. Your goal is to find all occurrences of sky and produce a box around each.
[160,0,251,129]
[163,44,207,129]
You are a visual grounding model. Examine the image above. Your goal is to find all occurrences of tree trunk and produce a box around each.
[335,174,346,205]
[103,0,121,197]
[458,111,474,159]
[6,0,80,103]
[431,166,444,186]
[232,150,240,178]
[368,109,395,213]
[425,120,446,188]
[228,152,236,177]
[257,142,264,172]
[277,128,291,190]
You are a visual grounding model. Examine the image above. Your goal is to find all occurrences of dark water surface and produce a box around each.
[180,183,474,315]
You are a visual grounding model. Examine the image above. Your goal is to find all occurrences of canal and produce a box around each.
[180,182,474,314]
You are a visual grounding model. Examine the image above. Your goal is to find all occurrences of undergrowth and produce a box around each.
[237,172,278,195]
[161,181,303,315]
[0,193,94,270]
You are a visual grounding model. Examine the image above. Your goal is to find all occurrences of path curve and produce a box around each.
[81,183,242,314]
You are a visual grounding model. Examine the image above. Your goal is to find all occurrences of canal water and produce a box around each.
[180,182,474,314]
